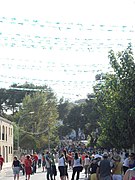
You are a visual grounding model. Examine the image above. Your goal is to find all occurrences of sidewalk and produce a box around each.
[3,162,12,169]
[79,171,89,180]
[0,163,12,178]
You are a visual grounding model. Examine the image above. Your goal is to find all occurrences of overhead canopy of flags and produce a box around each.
[0,16,134,101]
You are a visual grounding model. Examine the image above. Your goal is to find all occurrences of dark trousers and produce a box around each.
[123,166,129,174]
[38,159,41,168]
[46,167,53,180]
[71,167,80,180]
[22,164,25,175]
[33,162,37,173]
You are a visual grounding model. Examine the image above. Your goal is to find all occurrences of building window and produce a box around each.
[11,146,12,154]
[6,127,7,141]
[0,146,1,154]
[2,125,5,140]
[9,146,10,154]
[9,127,10,136]
[11,128,12,136]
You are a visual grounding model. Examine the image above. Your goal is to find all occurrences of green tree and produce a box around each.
[14,90,58,150]
[83,94,100,147]
[57,98,73,121]
[0,88,8,115]
[57,98,73,138]
[3,82,50,115]
[20,134,37,150]
[95,44,135,149]
[95,74,123,148]
[66,105,87,140]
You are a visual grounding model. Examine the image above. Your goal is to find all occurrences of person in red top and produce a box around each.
[67,152,73,169]
[33,152,38,173]
[24,155,32,180]
[0,155,4,171]
[81,152,86,167]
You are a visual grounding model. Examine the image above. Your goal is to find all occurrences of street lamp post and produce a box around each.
[17,111,34,151]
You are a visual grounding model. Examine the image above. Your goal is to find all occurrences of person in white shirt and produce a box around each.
[38,153,42,168]
[71,152,83,180]
[123,153,129,174]
[45,151,53,180]
[58,153,66,180]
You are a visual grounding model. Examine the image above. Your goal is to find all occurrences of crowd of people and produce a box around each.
[12,152,38,180]
[1,146,135,180]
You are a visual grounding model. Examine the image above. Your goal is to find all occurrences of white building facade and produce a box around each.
[0,116,13,163]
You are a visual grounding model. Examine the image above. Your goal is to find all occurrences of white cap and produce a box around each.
[94,154,102,159]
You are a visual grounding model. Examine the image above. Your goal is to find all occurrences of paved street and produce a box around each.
[0,165,87,180]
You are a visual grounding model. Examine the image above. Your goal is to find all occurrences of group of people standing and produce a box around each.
[2,148,135,180]
[12,152,39,180]
[56,149,135,180]
[76,150,135,180]
[58,150,83,180]
[11,149,84,180]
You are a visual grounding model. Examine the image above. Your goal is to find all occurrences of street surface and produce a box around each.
[0,165,87,180]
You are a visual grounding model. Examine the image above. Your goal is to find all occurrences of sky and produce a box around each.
[0,0,135,23]
[0,0,135,101]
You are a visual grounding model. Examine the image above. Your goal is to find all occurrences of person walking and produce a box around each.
[89,158,99,180]
[50,152,57,180]
[96,152,113,180]
[38,152,42,168]
[12,156,21,180]
[20,153,25,175]
[129,153,135,169]
[123,167,135,180]
[42,152,46,172]
[63,149,69,180]
[123,152,129,174]
[33,152,38,173]
[112,155,123,180]
[71,152,83,180]
[67,151,73,170]
[58,153,66,180]
[45,151,53,180]
[81,152,85,167]
[24,155,32,180]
